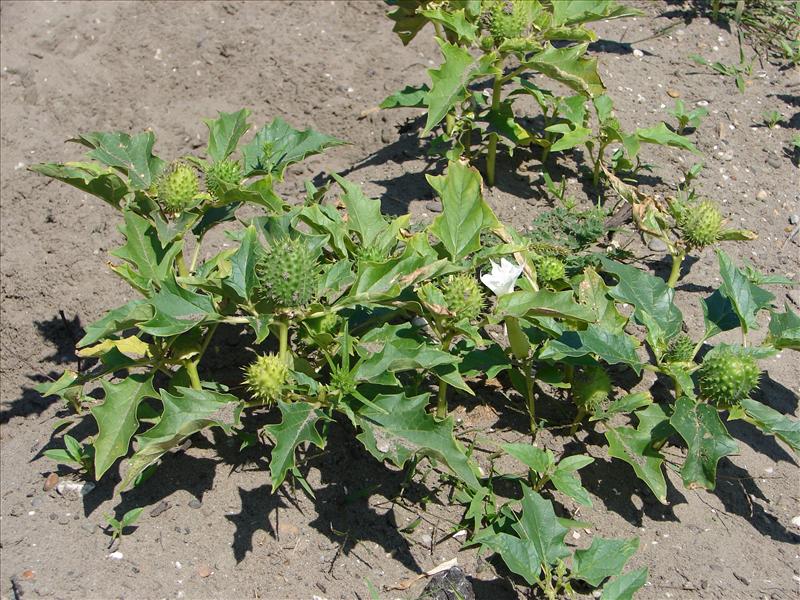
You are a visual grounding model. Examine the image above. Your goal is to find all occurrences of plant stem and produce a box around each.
[524,359,536,435]
[189,236,204,273]
[486,72,503,187]
[433,21,444,40]
[176,251,189,278]
[667,251,685,288]
[436,333,454,419]
[184,360,202,391]
[277,318,289,363]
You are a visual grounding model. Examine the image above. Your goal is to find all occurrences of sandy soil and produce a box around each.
[1,1,798,599]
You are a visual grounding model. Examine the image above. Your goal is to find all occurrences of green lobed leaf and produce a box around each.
[480,532,542,585]
[355,392,481,490]
[70,131,165,190]
[29,162,130,210]
[110,209,184,293]
[591,392,653,421]
[601,257,683,342]
[77,300,153,347]
[740,398,800,452]
[767,304,800,351]
[380,84,430,109]
[224,224,259,302]
[91,374,158,479]
[242,117,346,179]
[702,289,741,338]
[121,387,241,489]
[550,468,593,507]
[600,567,649,600]
[139,276,219,337]
[512,487,570,567]
[540,325,643,373]
[548,124,593,152]
[573,537,640,587]
[498,289,595,322]
[716,249,774,334]
[427,161,500,261]
[204,108,251,163]
[424,40,494,134]
[522,43,604,98]
[386,0,428,45]
[551,0,643,26]
[605,405,674,503]
[502,443,554,475]
[419,8,478,43]
[635,122,699,154]
[332,174,387,248]
[263,401,327,492]
[670,397,738,490]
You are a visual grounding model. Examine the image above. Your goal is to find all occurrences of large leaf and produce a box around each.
[263,401,327,492]
[355,392,481,490]
[498,289,595,322]
[670,397,738,490]
[139,276,219,337]
[91,374,158,479]
[419,8,478,43]
[540,325,642,373]
[605,405,673,503]
[600,258,683,342]
[386,0,428,45]
[380,84,430,109]
[572,537,639,587]
[110,209,184,293]
[523,43,604,98]
[332,174,386,247]
[767,304,800,351]
[427,161,500,261]
[29,162,129,210]
[241,117,345,179]
[701,289,740,338]
[635,123,698,154]
[224,224,259,302]
[740,398,800,452]
[70,131,165,190]
[716,249,774,334]
[204,108,250,163]
[552,0,642,26]
[121,387,240,488]
[513,487,570,568]
[424,40,493,133]
[77,300,153,347]
[601,567,649,600]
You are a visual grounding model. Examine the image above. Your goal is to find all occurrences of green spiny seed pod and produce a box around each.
[205,159,242,198]
[698,345,761,408]
[479,35,495,51]
[357,245,386,263]
[440,274,484,322]
[679,200,722,249]
[664,334,695,364]
[244,353,288,403]
[256,237,319,308]
[572,365,612,411]
[158,163,199,213]
[537,256,566,285]
[489,1,526,41]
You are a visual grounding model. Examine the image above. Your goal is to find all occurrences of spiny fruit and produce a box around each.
[664,334,695,364]
[158,163,199,213]
[205,159,242,198]
[678,200,722,249]
[489,1,527,41]
[537,256,566,285]
[698,345,761,408]
[571,365,612,411]
[244,353,288,403]
[357,245,386,263]
[440,274,483,322]
[256,237,319,308]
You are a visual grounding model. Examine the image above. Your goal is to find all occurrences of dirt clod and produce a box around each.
[42,473,58,492]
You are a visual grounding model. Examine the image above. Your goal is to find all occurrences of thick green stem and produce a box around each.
[486,73,503,187]
[436,333,454,419]
[667,251,685,288]
[433,21,444,40]
[184,360,202,391]
[277,318,289,363]
[176,251,189,278]
[505,317,530,360]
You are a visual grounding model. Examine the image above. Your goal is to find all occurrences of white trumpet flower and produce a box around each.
[480,258,523,297]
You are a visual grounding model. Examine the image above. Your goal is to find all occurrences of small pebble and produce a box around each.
[790,214,799,225]
[188,498,202,509]
[425,201,442,213]
[80,521,96,534]
[21,570,35,581]
[791,515,800,528]
[755,190,768,201]
[197,564,213,578]
[150,500,171,517]
[43,473,59,492]
[648,238,668,253]
[666,89,680,98]
[632,48,644,58]
[108,551,124,560]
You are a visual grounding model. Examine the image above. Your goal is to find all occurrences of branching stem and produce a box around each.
[667,251,685,288]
